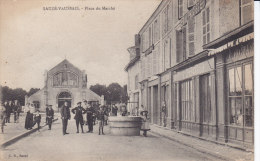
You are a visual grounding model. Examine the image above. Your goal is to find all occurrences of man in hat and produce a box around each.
[60,101,71,135]
[46,105,54,130]
[45,104,49,124]
[72,102,86,133]
[86,102,94,133]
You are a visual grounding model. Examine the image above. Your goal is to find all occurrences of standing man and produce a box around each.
[112,104,118,116]
[72,102,86,133]
[97,106,105,135]
[45,104,49,124]
[46,105,54,130]
[161,101,167,127]
[60,101,71,135]
[86,102,94,133]
[13,100,19,123]
[5,101,12,123]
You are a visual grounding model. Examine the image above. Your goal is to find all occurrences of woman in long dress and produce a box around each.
[25,103,34,130]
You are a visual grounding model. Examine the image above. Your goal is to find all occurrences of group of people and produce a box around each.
[60,100,109,135]
[0,100,22,133]
[24,103,42,131]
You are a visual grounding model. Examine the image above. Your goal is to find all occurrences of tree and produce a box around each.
[27,88,40,97]
[121,85,128,104]
[106,83,123,104]
[0,86,27,105]
[89,84,107,97]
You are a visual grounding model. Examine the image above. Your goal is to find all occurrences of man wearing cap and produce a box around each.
[72,102,86,133]
[86,102,94,133]
[45,104,49,124]
[46,105,54,130]
[60,101,71,135]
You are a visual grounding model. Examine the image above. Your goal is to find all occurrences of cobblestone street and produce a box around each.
[1,118,221,161]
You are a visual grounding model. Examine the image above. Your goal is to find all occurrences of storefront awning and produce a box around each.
[208,33,254,56]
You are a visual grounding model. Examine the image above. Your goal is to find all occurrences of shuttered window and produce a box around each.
[202,7,210,45]
[240,0,253,25]
[153,18,160,43]
[176,30,183,63]
[188,18,195,56]
[152,46,159,75]
[178,0,184,19]
[164,39,171,70]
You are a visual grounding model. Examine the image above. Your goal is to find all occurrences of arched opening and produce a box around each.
[57,91,72,108]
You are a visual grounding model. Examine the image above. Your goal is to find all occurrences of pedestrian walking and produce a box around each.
[97,106,105,135]
[33,110,41,132]
[60,101,71,135]
[0,101,6,133]
[46,105,54,130]
[72,102,86,133]
[86,102,94,133]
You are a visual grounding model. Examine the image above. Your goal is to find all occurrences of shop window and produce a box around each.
[202,7,210,45]
[240,0,253,25]
[180,79,194,121]
[200,74,212,123]
[228,62,253,127]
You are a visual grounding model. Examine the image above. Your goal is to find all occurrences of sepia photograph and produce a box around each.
[0,0,256,160]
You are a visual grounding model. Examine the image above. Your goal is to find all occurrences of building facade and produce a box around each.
[125,0,254,148]
[26,59,101,111]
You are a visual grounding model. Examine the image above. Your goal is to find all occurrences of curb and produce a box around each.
[1,118,58,148]
[149,130,234,161]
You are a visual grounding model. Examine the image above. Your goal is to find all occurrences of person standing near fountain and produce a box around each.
[97,106,105,135]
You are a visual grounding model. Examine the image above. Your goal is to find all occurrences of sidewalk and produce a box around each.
[0,113,57,145]
[149,124,254,161]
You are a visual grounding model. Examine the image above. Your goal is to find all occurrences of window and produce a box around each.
[200,74,211,123]
[163,4,172,36]
[228,62,253,127]
[153,18,160,43]
[164,39,171,70]
[141,58,145,80]
[188,18,195,56]
[135,74,139,90]
[176,26,187,63]
[202,7,210,45]
[152,46,158,75]
[178,0,184,19]
[240,0,253,25]
[180,79,194,121]
[53,71,78,87]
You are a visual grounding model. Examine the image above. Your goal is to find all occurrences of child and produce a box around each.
[97,106,105,135]
[33,110,41,132]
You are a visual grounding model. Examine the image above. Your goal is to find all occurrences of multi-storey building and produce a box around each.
[125,0,254,148]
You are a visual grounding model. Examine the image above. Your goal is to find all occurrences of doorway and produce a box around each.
[57,91,72,108]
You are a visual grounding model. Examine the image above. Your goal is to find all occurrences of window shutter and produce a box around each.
[182,26,187,60]
[202,10,206,45]
[188,18,195,56]
[178,0,183,19]
[206,8,210,43]
[176,30,183,63]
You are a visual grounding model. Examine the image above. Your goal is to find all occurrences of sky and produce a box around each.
[0,0,161,91]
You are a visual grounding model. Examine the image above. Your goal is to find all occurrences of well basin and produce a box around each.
[108,116,142,136]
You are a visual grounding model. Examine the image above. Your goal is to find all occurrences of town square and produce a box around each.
[0,0,257,161]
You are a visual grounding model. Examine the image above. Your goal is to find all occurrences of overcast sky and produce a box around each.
[0,0,161,91]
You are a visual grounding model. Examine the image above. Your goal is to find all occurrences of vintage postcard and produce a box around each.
[0,0,255,161]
